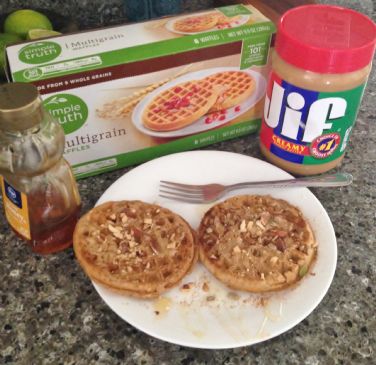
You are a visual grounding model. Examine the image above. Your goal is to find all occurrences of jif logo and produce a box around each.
[264,81,347,142]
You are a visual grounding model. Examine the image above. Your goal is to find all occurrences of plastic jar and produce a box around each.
[0,83,81,254]
[259,5,376,175]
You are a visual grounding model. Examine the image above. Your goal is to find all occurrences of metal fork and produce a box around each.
[159,172,353,204]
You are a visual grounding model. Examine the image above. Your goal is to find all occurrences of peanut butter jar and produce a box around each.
[260,5,376,175]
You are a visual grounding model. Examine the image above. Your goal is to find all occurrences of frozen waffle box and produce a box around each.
[5,4,275,179]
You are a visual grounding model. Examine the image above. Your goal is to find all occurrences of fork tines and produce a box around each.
[159,180,206,203]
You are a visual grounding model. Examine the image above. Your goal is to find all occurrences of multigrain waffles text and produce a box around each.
[198,195,317,292]
[73,201,197,298]
[142,71,255,131]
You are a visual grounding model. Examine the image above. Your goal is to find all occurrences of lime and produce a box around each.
[27,29,61,40]
[0,33,22,44]
[0,33,23,76]
[4,9,53,39]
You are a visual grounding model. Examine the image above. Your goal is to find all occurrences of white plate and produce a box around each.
[132,67,266,138]
[165,12,250,35]
[94,151,337,349]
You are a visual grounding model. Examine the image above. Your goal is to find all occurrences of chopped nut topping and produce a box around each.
[144,218,152,225]
[107,263,119,273]
[247,221,254,231]
[284,270,295,281]
[233,245,241,254]
[109,213,116,221]
[198,195,315,292]
[181,282,194,291]
[270,256,279,265]
[149,237,160,255]
[275,239,287,252]
[275,272,286,283]
[275,230,288,238]
[202,282,210,292]
[256,220,265,230]
[240,220,247,232]
[299,266,308,278]
[260,212,271,225]
[121,214,128,223]
[167,242,176,250]
[108,225,124,239]
[129,241,138,248]
[108,224,119,233]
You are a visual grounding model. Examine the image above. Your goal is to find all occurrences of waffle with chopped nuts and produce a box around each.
[73,200,198,298]
[173,13,219,33]
[205,71,256,112]
[198,195,317,293]
[142,79,221,131]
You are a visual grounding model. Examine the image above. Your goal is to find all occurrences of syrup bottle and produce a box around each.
[0,82,81,254]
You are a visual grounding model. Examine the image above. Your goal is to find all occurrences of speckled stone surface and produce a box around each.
[1,1,375,364]
[0,0,215,28]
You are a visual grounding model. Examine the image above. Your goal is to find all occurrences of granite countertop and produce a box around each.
[1,1,375,364]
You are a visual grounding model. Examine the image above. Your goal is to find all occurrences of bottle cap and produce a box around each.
[276,5,376,73]
[0,82,43,131]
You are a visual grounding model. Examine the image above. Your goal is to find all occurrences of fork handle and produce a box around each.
[227,172,353,191]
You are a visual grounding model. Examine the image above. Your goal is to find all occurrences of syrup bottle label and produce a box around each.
[0,177,31,239]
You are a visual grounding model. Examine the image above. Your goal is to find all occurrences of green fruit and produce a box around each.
[0,33,22,44]
[4,9,53,39]
[0,33,22,77]
[27,28,61,40]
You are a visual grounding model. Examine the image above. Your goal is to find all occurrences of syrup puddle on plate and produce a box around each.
[153,296,172,316]
[178,305,207,338]
[256,301,283,339]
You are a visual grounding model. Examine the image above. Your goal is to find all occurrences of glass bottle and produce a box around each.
[0,82,81,254]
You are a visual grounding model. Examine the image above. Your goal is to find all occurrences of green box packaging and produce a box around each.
[6,4,275,179]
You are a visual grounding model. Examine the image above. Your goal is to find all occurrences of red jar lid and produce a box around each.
[275,4,376,73]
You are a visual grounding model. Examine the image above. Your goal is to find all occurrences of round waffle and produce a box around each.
[205,71,256,112]
[142,79,220,131]
[173,13,219,33]
[73,200,198,298]
[198,195,317,293]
